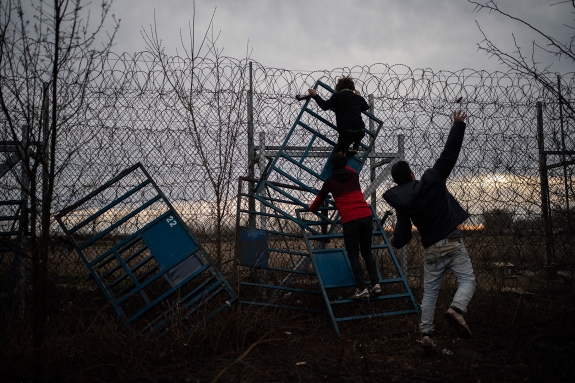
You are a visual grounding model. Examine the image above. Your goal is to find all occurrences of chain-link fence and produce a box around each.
[1,53,574,295]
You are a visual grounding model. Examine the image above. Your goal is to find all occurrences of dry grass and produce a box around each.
[4,231,573,382]
[2,270,575,382]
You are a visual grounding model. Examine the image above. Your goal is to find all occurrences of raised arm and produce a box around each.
[432,110,467,179]
[308,88,335,111]
[357,91,370,111]
[308,182,331,212]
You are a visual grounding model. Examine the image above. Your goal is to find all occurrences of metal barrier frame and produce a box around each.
[296,206,419,336]
[0,199,23,340]
[55,162,237,335]
[235,79,410,322]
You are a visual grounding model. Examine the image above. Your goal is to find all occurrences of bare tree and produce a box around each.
[0,0,118,378]
[143,5,250,265]
[470,0,575,116]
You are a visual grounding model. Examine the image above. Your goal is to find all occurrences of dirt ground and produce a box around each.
[2,283,575,383]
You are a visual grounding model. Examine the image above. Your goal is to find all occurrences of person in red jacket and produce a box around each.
[307,76,369,155]
[308,153,380,300]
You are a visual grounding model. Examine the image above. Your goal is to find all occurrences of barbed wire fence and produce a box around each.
[1,52,574,297]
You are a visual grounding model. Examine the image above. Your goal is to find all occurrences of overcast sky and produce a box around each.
[96,0,575,74]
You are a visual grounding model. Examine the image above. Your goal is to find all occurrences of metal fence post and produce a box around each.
[368,94,376,211]
[537,101,554,267]
[557,75,573,266]
[42,82,50,236]
[397,134,407,277]
[19,124,29,318]
[259,131,266,230]
[247,62,256,228]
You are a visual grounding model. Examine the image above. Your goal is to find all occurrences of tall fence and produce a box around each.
[1,52,574,294]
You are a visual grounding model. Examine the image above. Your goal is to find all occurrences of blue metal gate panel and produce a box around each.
[140,213,199,270]
[313,249,356,289]
[235,227,269,268]
[298,207,420,335]
[55,163,237,335]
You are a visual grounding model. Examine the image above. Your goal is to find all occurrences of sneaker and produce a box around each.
[350,288,369,300]
[444,307,472,339]
[421,334,435,356]
[347,148,358,155]
[370,283,382,295]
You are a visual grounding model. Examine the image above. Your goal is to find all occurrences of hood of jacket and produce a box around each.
[330,168,353,183]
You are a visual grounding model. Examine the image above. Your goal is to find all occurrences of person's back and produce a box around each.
[308,76,369,154]
[383,112,469,249]
[318,89,368,133]
[382,159,469,248]
[309,162,371,224]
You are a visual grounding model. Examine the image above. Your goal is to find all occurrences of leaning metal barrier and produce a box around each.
[55,163,237,334]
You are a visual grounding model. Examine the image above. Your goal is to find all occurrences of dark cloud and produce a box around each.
[20,0,575,73]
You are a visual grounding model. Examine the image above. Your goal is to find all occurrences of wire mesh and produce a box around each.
[1,53,574,296]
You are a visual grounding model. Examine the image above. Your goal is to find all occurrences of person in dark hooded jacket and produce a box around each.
[307,76,369,155]
[383,110,476,355]
[308,153,380,300]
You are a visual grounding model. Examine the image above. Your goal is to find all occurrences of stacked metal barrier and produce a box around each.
[0,140,25,342]
[235,81,419,334]
[0,199,23,341]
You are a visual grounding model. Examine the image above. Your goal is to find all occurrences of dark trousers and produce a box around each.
[337,129,365,153]
[342,216,379,290]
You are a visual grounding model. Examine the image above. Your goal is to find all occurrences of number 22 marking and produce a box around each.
[166,216,177,227]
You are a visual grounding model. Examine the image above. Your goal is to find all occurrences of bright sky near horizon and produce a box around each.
[94,0,575,74]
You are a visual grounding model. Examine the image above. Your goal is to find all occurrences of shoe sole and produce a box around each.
[422,344,434,356]
[444,312,472,339]
[422,337,435,356]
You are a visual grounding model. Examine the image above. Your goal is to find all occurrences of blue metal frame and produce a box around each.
[252,80,383,232]
[235,80,391,317]
[55,163,237,334]
[235,177,323,313]
[0,199,23,340]
[297,207,419,336]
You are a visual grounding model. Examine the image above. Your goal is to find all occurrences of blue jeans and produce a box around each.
[420,238,476,334]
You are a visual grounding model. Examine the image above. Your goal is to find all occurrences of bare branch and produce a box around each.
[471,0,574,118]
[0,1,119,377]
[470,0,575,62]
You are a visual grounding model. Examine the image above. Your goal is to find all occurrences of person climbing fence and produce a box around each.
[307,76,369,155]
[308,153,381,300]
